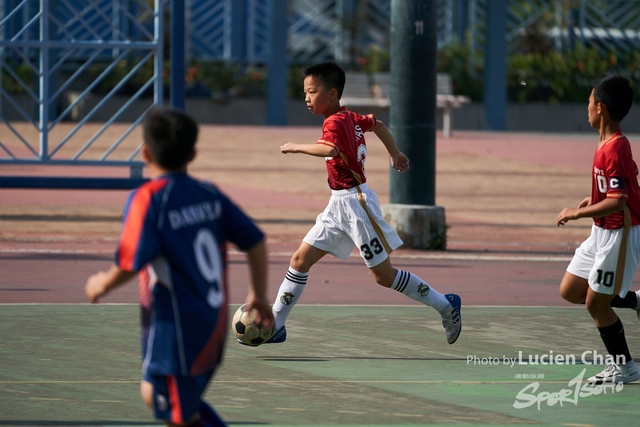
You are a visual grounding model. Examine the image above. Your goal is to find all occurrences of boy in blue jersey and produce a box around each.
[85,107,274,427]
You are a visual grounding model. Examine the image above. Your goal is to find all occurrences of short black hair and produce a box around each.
[142,107,198,170]
[593,74,633,122]
[304,62,346,99]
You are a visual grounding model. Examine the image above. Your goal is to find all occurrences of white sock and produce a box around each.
[272,267,308,329]
[391,270,450,313]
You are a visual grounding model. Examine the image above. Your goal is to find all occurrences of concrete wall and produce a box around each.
[450,103,608,133]
[3,95,639,133]
[449,103,640,133]
[187,99,640,133]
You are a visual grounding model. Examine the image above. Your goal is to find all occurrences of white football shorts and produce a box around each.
[303,183,403,268]
[567,224,640,296]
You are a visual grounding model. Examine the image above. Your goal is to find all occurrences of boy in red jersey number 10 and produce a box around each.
[85,107,274,427]
[248,61,461,346]
[557,74,640,384]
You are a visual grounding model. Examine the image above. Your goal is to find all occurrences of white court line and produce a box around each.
[0,248,572,262]
[231,249,572,262]
[386,252,572,262]
[0,247,572,262]
[241,249,573,262]
[0,248,112,254]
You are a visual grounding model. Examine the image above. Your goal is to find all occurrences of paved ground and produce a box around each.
[3,126,640,427]
[2,304,640,427]
[2,125,640,305]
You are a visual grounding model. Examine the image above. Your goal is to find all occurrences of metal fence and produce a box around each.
[185,0,640,65]
[0,0,163,188]
[465,0,640,57]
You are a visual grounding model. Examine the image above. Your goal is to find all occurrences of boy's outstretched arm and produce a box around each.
[280,142,337,158]
[244,238,274,329]
[85,265,138,303]
[372,120,409,173]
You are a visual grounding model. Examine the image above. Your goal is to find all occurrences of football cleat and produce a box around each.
[442,294,462,345]
[264,325,287,343]
[587,362,640,384]
[237,326,286,346]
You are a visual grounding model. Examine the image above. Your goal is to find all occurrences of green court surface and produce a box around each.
[1,304,639,427]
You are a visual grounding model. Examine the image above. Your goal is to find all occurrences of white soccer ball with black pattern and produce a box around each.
[232,304,275,346]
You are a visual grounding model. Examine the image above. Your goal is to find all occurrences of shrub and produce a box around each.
[437,41,484,101]
[5,46,640,104]
[436,44,640,103]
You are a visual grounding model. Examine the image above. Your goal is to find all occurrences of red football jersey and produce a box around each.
[591,131,640,229]
[317,107,377,190]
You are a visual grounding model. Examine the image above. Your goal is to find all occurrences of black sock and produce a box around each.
[597,318,633,365]
[610,291,638,309]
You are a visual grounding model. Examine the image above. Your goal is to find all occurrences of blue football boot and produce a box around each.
[442,294,461,344]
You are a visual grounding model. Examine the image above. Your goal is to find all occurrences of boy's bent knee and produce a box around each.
[559,273,588,304]
[289,252,310,272]
[289,243,327,273]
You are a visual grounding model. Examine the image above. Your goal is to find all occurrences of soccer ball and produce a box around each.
[232,304,275,346]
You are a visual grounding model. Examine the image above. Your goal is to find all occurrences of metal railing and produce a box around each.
[0,0,163,188]
[201,0,638,65]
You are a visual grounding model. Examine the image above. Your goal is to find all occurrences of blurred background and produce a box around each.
[1,0,640,134]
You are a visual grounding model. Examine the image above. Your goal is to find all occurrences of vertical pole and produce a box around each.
[113,0,121,57]
[154,0,164,106]
[0,1,6,118]
[335,0,344,63]
[554,4,561,51]
[384,0,447,250]
[39,0,49,160]
[130,0,138,43]
[483,0,506,131]
[223,0,231,60]
[578,0,585,47]
[568,6,577,49]
[338,0,356,68]
[266,0,287,125]
[170,0,185,109]
[453,0,468,43]
[229,0,246,62]
[389,0,436,205]
[469,0,477,69]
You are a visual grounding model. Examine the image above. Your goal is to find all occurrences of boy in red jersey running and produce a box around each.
[557,74,640,384]
[257,61,461,345]
[85,107,274,426]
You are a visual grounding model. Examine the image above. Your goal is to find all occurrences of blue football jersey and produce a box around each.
[115,172,264,376]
